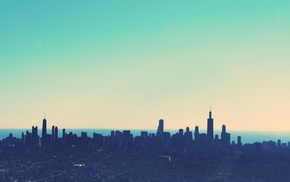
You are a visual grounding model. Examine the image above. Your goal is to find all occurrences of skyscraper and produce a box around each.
[157,119,164,137]
[237,136,242,146]
[52,126,55,141]
[32,126,38,146]
[42,117,47,139]
[62,128,66,139]
[221,124,231,145]
[207,110,214,139]
[32,126,38,139]
[194,126,199,141]
[55,126,58,140]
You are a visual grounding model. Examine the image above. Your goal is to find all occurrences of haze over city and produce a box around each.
[1,1,290,131]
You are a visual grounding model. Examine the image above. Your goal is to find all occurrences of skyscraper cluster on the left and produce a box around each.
[21,117,60,147]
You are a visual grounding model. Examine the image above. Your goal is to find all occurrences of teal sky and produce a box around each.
[1,1,290,131]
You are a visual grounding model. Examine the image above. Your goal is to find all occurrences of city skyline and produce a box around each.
[3,109,290,152]
[2,110,238,147]
[2,112,290,181]
[1,1,290,130]
[2,109,290,145]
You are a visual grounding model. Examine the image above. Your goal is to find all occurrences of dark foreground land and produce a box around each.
[1,148,290,182]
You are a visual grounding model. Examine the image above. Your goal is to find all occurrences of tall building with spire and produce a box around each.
[207,109,214,140]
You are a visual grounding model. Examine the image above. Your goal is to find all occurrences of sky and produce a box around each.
[0,1,290,131]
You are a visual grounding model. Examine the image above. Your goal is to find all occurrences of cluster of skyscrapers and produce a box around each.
[155,110,240,151]
[5,110,287,153]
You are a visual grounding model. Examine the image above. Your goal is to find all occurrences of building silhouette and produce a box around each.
[237,136,242,146]
[194,126,199,142]
[52,125,55,141]
[156,119,164,137]
[62,128,66,139]
[221,124,231,146]
[42,117,47,140]
[207,110,214,140]
[32,126,37,140]
[55,126,58,141]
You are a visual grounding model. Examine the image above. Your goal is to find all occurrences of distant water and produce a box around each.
[1,129,290,144]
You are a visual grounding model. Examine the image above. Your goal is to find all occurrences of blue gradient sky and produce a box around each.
[1,1,290,131]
